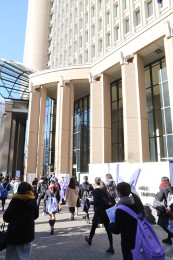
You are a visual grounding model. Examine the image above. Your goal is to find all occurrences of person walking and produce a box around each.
[105,173,117,199]
[44,181,60,235]
[85,177,114,254]
[153,176,173,245]
[65,177,79,220]
[3,182,39,260]
[109,182,146,260]
[79,176,93,223]
[59,176,68,205]
[0,177,10,211]
[13,177,21,194]
[37,176,48,210]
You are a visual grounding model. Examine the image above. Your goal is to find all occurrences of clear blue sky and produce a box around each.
[0,0,28,63]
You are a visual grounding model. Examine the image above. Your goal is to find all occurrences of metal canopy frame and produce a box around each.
[0,59,37,101]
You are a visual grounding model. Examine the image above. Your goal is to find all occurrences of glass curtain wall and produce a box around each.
[111,79,124,162]
[43,98,56,176]
[145,58,173,161]
[73,95,90,177]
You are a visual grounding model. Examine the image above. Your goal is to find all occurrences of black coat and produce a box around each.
[3,197,39,245]
[109,203,139,258]
[90,187,109,224]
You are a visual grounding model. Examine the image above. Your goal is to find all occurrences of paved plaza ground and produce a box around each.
[1,194,173,259]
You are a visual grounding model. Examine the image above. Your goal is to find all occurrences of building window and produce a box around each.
[135,9,141,26]
[114,25,119,42]
[43,98,56,175]
[123,0,129,10]
[113,3,119,18]
[147,0,153,17]
[145,58,173,161]
[106,11,110,26]
[125,18,129,34]
[73,96,90,174]
[98,18,102,32]
[98,39,102,53]
[98,0,102,11]
[111,80,124,162]
[106,32,111,48]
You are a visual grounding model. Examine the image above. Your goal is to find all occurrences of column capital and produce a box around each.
[29,83,40,93]
[58,76,70,87]
[120,51,134,65]
[88,73,102,83]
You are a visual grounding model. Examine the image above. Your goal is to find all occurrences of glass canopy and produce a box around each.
[0,59,37,100]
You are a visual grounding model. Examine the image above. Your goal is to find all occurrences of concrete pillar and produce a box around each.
[24,87,40,180]
[23,0,51,70]
[90,73,111,164]
[36,87,47,179]
[54,81,74,176]
[8,119,16,180]
[164,35,173,130]
[0,102,13,173]
[121,54,150,163]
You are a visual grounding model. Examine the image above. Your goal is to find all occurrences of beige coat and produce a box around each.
[65,186,79,207]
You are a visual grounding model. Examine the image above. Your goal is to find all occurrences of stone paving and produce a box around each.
[1,194,173,259]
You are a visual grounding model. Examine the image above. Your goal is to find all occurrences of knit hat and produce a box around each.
[161,176,169,182]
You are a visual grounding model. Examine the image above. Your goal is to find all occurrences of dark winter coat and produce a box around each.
[3,191,39,245]
[90,187,109,224]
[109,197,139,259]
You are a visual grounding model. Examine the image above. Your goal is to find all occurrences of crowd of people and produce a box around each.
[0,172,173,260]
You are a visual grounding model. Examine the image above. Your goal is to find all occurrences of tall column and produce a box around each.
[0,102,13,174]
[8,119,16,179]
[90,73,111,164]
[24,87,41,180]
[54,81,74,176]
[23,0,51,70]
[121,54,150,163]
[36,87,47,179]
[164,35,173,129]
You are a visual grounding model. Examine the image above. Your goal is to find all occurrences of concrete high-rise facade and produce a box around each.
[23,0,173,180]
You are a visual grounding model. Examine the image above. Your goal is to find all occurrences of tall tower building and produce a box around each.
[23,0,173,181]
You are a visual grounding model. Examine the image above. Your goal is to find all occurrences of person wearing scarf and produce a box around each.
[155,176,173,245]
[3,182,39,260]
[109,182,146,260]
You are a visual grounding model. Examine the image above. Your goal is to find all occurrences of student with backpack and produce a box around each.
[0,177,10,211]
[109,182,164,260]
[85,177,114,254]
[79,176,93,223]
[44,181,60,235]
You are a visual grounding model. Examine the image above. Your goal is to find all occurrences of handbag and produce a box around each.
[152,199,166,216]
[0,222,7,251]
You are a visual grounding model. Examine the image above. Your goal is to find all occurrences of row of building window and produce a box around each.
[48,0,172,67]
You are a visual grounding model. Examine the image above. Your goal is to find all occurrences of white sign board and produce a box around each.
[89,162,170,206]
[16,170,20,178]
[27,173,36,185]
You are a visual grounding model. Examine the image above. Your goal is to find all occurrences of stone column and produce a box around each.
[8,119,16,179]
[90,73,111,164]
[24,87,41,180]
[121,54,150,162]
[164,35,173,130]
[54,81,74,176]
[0,102,13,174]
[36,87,47,179]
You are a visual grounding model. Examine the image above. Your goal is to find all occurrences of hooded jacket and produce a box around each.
[3,191,39,245]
